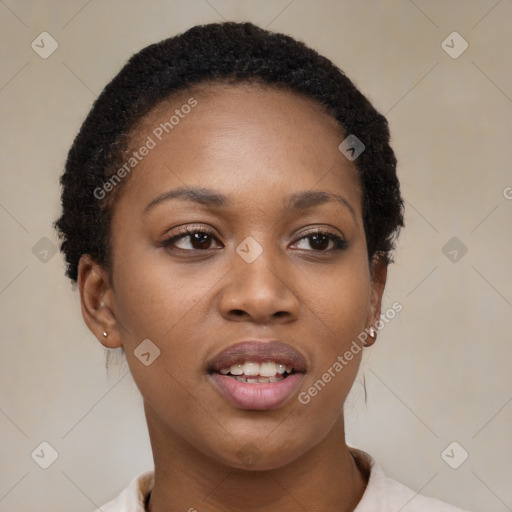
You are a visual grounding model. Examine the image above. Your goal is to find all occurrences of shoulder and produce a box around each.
[90,470,154,512]
[350,448,471,512]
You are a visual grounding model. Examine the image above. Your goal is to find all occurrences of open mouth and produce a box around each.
[215,361,297,383]
[207,340,307,410]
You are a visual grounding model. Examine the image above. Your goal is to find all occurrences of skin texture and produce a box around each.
[78,83,387,512]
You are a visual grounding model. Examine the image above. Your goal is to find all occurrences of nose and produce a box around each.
[218,246,300,325]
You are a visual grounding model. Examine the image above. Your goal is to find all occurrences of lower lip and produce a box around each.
[209,373,304,410]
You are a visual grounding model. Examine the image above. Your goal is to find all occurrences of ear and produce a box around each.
[77,254,122,349]
[364,254,388,347]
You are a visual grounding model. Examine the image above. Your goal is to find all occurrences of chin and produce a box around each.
[208,436,307,472]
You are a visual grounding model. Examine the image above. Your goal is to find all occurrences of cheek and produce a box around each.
[110,247,224,399]
[296,256,371,409]
[304,256,371,338]
[111,246,216,345]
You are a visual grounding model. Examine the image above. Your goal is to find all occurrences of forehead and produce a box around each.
[118,83,362,215]
[133,81,344,146]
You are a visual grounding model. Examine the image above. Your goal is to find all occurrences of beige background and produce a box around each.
[1,1,511,511]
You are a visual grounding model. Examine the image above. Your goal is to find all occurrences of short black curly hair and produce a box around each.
[54,21,404,284]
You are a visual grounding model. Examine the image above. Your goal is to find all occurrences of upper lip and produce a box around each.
[207,340,308,373]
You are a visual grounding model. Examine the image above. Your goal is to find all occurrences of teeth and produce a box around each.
[229,374,285,384]
[259,361,277,377]
[242,362,259,376]
[229,364,244,376]
[222,361,294,377]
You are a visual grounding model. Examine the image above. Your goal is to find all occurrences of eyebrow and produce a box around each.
[144,186,355,218]
[144,187,227,213]
[287,190,355,218]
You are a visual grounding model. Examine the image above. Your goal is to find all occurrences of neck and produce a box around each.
[144,401,367,512]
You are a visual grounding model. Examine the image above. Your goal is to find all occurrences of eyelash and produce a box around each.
[160,225,348,253]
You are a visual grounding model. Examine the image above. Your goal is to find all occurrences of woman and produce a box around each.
[54,21,470,512]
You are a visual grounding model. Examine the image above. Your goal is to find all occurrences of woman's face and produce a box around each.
[94,84,385,469]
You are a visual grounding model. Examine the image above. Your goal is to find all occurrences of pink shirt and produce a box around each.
[92,449,471,511]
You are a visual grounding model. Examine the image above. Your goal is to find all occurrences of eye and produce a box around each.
[161,226,347,254]
[161,226,223,252]
[292,230,348,252]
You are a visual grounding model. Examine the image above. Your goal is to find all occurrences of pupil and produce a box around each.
[311,234,328,250]
[192,233,210,249]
